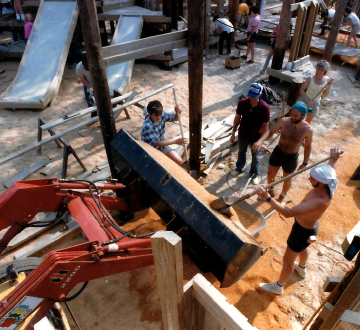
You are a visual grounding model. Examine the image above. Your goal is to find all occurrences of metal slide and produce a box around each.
[106,15,143,96]
[0,1,78,109]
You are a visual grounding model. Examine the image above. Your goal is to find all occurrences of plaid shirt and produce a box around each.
[141,112,176,150]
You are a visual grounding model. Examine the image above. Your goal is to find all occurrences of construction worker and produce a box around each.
[300,60,334,124]
[213,15,234,56]
[238,0,253,26]
[230,83,270,185]
[256,147,342,295]
[141,100,185,165]
[342,7,360,48]
[256,101,313,202]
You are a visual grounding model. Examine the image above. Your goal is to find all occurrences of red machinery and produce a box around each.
[0,178,154,330]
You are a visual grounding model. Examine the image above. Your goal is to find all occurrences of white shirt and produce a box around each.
[76,62,92,88]
[348,12,360,26]
[328,9,335,19]
[215,18,234,33]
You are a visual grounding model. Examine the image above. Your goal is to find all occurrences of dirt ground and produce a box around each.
[1,12,360,330]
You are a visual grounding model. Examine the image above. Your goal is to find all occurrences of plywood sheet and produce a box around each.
[310,36,360,58]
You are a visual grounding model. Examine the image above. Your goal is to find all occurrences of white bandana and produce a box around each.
[310,164,338,199]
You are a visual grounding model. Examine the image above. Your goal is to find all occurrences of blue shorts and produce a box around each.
[247,31,258,43]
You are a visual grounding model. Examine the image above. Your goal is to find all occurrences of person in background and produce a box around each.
[300,60,334,124]
[13,0,24,21]
[23,13,33,45]
[238,0,253,26]
[141,100,185,165]
[76,61,97,117]
[213,15,234,56]
[241,5,260,64]
[342,7,360,48]
[260,23,292,74]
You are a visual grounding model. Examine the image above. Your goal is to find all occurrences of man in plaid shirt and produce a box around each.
[141,100,185,165]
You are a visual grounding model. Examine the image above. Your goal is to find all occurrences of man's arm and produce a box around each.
[230,114,241,144]
[252,121,269,152]
[79,75,90,89]
[298,129,313,170]
[255,185,325,218]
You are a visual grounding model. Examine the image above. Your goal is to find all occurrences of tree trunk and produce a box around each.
[269,0,294,85]
[77,0,119,178]
[323,0,348,62]
[188,0,204,175]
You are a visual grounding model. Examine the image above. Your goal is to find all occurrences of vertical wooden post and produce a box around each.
[188,0,204,174]
[299,2,318,58]
[163,0,172,32]
[217,0,224,17]
[228,0,239,43]
[323,0,348,62]
[269,0,294,85]
[256,0,262,9]
[289,4,307,62]
[171,0,178,30]
[178,0,183,18]
[287,77,303,106]
[77,0,119,178]
[151,231,184,330]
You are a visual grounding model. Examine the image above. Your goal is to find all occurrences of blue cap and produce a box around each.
[292,101,314,115]
[247,83,263,98]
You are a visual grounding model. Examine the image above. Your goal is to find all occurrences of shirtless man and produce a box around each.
[255,147,341,295]
[257,101,313,202]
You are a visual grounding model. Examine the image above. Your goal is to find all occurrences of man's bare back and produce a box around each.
[278,118,313,154]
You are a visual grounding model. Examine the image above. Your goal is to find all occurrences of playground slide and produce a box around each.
[106,15,143,96]
[0,1,78,109]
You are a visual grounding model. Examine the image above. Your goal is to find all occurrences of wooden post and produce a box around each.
[299,3,318,58]
[287,77,303,106]
[323,0,348,62]
[269,0,294,85]
[217,0,224,17]
[171,0,178,30]
[178,0,183,18]
[204,0,211,50]
[77,0,119,178]
[228,0,239,43]
[319,268,360,330]
[188,0,204,174]
[151,231,184,330]
[289,4,306,62]
[256,0,262,9]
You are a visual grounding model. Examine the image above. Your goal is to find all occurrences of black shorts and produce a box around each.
[269,145,299,174]
[247,31,258,43]
[287,220,319,253]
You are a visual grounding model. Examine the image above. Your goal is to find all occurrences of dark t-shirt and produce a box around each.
[236,98,270,142]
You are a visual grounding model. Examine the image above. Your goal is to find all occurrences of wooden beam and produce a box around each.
[98,13,170,23]
[188,0,204,174]
[217,0,224,17]
[269,0,294,85]
[204,0,211,49]
[151,231,184,330]
[323,276,343,292]
[299,2,318,58]
[332,310,360,329]
[0,85,173,166]
[171,0,178,29]
[319,268,360,330]
[191,274,257,330]
[77,0,118,178]
[104,39,186,65]
[290,0,327,12]
[289,4,307,62]
[228,0,239,42]
[323,0,347,62]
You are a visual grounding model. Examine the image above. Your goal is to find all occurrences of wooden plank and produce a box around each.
[323,276,343,292]
[98,13,170,22]
[14,219,81,259]
[4,159,48,188]
[342,221,360,254]
[332,310,360,329]
[0,21,24,27]
[202,149,230,176]
[318,303,334,321]
[191,274,257,330]
[289,4,306,62]
[319,269,360,330]
[39,163,58,176]
[209,131,238,159]
[104,39,187,66]
[290,0,326,11]
[299,2,318,58]
[292,55,310,69]
[151,231,184,330]
[143,54,172,61]
[23,0,102,5]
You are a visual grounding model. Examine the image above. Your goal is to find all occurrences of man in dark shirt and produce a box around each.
[230,83,270,184]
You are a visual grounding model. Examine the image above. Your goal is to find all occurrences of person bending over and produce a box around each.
[342,7,360,48]
[256,147,341,295]
[141,100,185,165]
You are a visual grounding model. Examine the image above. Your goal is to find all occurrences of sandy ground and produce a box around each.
[1,17,360,330]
